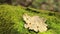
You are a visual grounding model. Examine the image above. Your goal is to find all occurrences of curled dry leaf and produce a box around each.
[23,14,48,32]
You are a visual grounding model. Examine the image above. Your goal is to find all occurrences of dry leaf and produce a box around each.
[23,14,48,32]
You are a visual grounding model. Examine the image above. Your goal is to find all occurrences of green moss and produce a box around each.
[0,4,60,34]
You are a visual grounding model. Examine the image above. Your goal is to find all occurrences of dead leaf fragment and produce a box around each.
[23,14,48,32]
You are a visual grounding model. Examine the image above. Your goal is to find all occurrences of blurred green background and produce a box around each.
[0,0,60,34]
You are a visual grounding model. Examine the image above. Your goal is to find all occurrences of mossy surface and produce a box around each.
[0,4,60,34]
